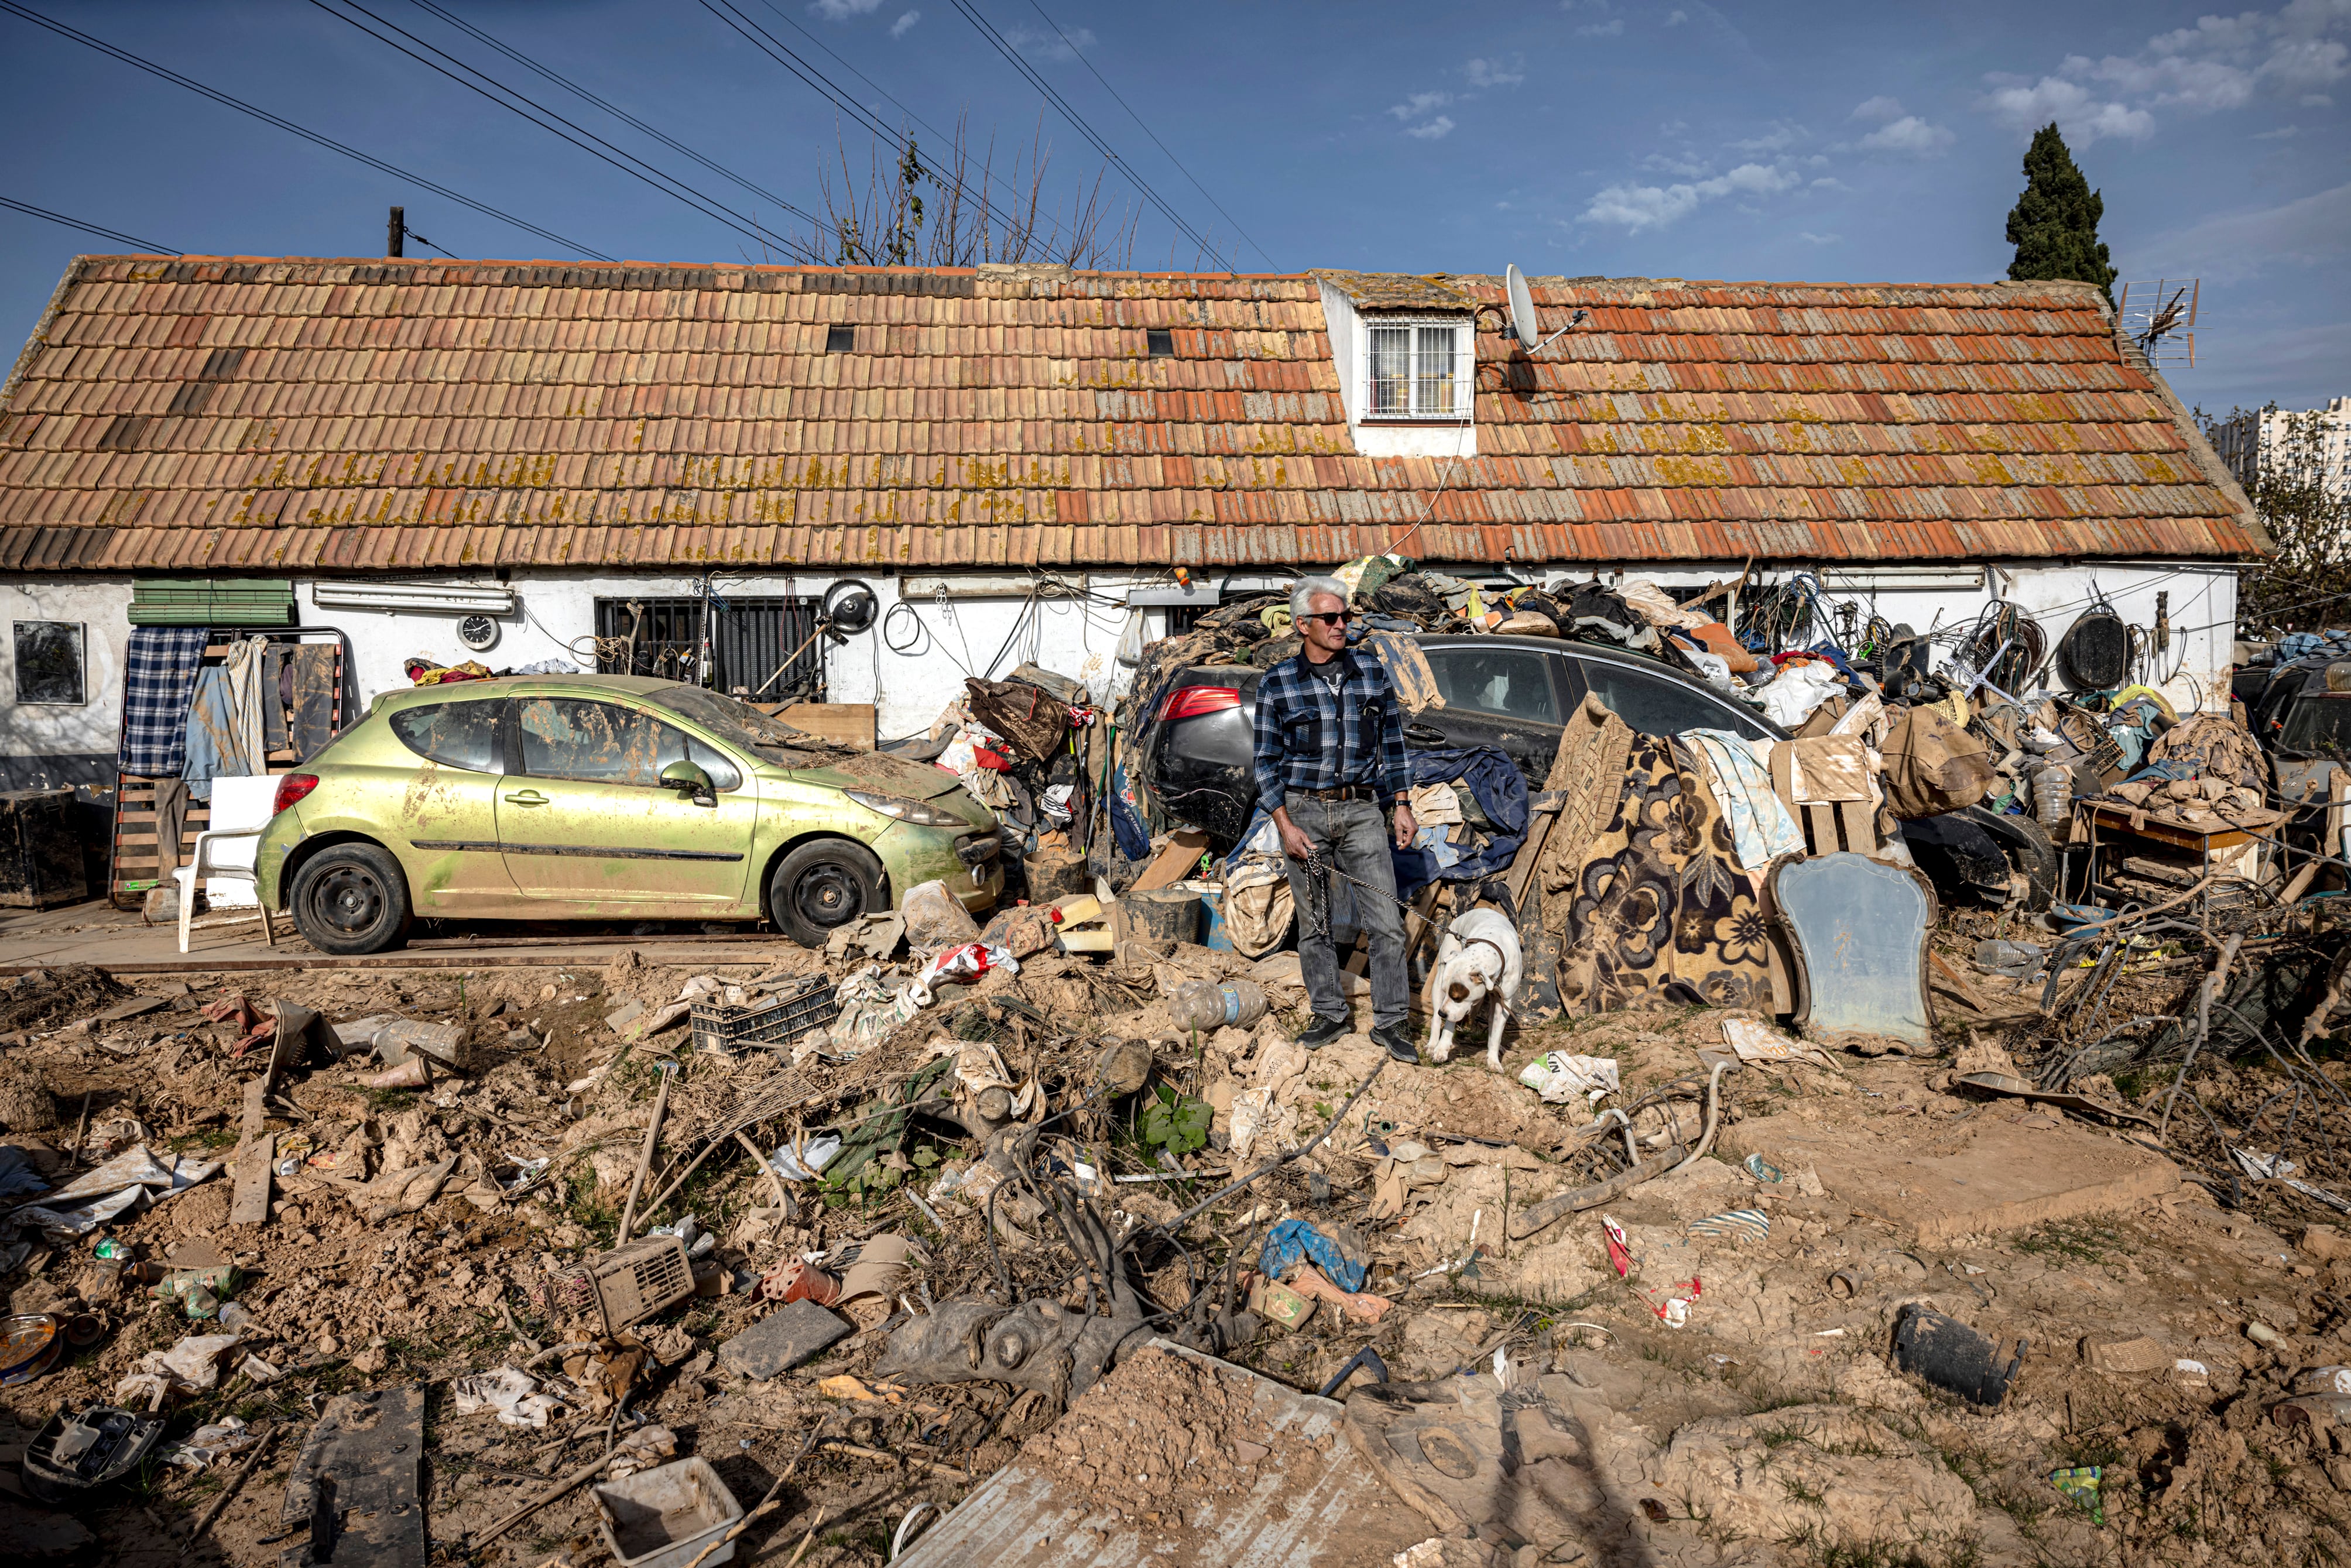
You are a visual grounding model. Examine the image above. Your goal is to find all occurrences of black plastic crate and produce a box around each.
[690,973,837,1055]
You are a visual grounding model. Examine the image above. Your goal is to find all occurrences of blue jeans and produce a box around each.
[1280,795,1407,1031]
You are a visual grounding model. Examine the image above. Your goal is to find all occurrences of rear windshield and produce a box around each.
[646,686,826,765]
[2280,694,2351,757]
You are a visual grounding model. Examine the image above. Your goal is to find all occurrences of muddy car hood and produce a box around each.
[773,747,977,806]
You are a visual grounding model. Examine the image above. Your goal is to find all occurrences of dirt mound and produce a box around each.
[1017,1346,1327,1527]
[0,964,129,1035]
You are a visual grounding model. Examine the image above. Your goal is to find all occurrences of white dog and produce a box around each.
[1423,906,1524,1071]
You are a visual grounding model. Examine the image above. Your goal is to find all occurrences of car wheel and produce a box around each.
[1966,809,2058,913]
[769,839,885,948]
[289,842,413,956]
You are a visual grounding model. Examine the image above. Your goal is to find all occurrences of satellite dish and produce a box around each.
[1500,264,1588,356]
[1506,263,1540,350]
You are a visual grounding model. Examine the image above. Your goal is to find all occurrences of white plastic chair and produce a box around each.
[176,774,281,953]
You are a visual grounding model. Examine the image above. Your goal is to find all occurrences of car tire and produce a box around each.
[769,839,885,948]
[289,842,413,956]
[1964,808,2058,913]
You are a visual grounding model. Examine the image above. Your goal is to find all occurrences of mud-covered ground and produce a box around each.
[4,906,2350,1568]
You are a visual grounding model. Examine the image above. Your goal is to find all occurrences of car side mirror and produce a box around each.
[659,760,715,804]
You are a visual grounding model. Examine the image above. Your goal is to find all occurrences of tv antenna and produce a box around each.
[2116,279,2199,369]
[1504,263,1589,354]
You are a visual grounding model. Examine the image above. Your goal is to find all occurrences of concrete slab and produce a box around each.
[1719,1109,2179,1247]
[715,1300,851,1380]
[896,1339,1428,1568]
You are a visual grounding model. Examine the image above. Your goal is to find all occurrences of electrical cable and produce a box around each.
[697,0,1036,249]
[309,0,808,255]
[407,0,830,248]
[0,195,180,255]
[1019,0,1270,269]
[944,0,1232,267]
[0,0,610,260]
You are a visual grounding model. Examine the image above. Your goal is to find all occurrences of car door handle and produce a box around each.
[503,790,548,805]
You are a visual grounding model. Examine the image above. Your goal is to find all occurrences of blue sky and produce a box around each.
[2,0,2344,414]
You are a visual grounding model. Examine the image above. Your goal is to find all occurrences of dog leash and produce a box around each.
[1299,846,1517,1012]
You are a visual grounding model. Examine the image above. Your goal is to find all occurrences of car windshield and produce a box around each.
[2280,694,2351,757]
[646,686,826,764]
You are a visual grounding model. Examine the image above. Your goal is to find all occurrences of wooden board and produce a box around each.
[774,701,876,750]
[228,1075,272,1227]
[1131,828,1212,893]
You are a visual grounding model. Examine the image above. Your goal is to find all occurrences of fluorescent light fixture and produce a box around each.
[1815,567,1985,592]
[899,574,1089,601]
[311,582,516,615]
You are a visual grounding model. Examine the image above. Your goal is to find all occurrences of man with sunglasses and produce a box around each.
[1250,576,1419,1062]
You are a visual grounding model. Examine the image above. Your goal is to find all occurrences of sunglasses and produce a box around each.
[1300,611,1351,626]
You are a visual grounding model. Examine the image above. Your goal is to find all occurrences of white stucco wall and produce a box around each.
[306,571,1154,741]
[0,559,2243,768]
[0,577,132,771]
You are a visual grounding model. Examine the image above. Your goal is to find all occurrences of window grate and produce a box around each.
[594,596,826,701]
[1365,317,1468,421]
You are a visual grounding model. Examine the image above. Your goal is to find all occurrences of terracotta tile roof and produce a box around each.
[0,255,2261,572]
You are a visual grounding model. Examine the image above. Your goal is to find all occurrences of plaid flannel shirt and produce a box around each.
[1251,647,1410,812]
[116,626,209,776]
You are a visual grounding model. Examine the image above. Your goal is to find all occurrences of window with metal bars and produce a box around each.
[1365,318,1467,420]
[593,596,827,702]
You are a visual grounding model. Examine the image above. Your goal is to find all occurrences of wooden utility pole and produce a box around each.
[388,205,405,257]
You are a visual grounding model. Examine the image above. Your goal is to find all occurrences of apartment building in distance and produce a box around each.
[2211,396,2351,502]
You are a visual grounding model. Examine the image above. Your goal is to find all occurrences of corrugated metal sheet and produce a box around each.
[0,258,2260,569]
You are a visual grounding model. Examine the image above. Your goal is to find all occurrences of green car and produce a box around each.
[253,675,1003,955]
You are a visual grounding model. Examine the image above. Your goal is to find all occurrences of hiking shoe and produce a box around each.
[1370,1024,1420,1065]
[1296,1015,1351,1051]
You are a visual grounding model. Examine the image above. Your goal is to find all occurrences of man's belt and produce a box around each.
[1294,784,1382,803]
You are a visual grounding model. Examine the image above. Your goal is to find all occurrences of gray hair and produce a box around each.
[1290,575,1349,623]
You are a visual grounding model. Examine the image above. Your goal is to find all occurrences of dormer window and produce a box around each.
[1366,319,1467,420]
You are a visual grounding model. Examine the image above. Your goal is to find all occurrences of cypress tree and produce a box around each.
[2004,123,2118,302]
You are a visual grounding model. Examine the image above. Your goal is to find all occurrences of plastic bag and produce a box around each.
[1517,1051,1620,1105]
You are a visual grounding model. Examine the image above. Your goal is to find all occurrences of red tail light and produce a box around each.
[272,773,321,815]
[1158,685,1242,722]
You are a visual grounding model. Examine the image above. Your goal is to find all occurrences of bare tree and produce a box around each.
[2203,403,2351,636]
[778,115,1144,270]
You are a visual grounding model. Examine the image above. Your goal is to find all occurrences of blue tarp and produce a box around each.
[1390,745,1529,901]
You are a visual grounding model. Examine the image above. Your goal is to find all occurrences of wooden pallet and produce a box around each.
[109,633,345,908]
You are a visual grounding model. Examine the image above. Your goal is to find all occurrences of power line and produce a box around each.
[309,0,808,257]
[1021,0,1269,269]
[406,0,827,246]
[698,0,1041,255]
[0,0,610,260]
[0,195,181,255]
[944,0,1232,268]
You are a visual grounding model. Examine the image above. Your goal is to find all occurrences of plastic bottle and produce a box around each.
[1170,979,1269,1034]
[218,1301,253,1332]
[2033,763,2072,833]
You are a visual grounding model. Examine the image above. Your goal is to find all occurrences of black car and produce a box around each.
[1139,634,1779,842]
[1136,631,2050,908]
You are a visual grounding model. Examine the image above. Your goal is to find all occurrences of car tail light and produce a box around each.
[272,773,320,815]
[1159,685,1241,722]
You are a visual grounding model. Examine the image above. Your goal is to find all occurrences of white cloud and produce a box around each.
[1578,18,1626,36]
[1640,151,1711,176]
[1859,115,1955,154]
[1002,23,1095,61]
[1730,121,1807,153]
[1405,115,1458,140]
[1465,55,1525,88]
[1800,231,1841,245]
[1982,1,2350,140]
[810,0,885,18]
[1388,90,1454,121]
[1666,8,1688,23]
[2254,123,2302,136]
[1980,75,2156,143]
[1849,95,1906,124]
[2134,177,2351,283]
[889,9,919,39]
[1578,161,1802,231]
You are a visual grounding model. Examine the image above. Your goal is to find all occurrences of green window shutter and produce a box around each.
[129,578,295,626]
